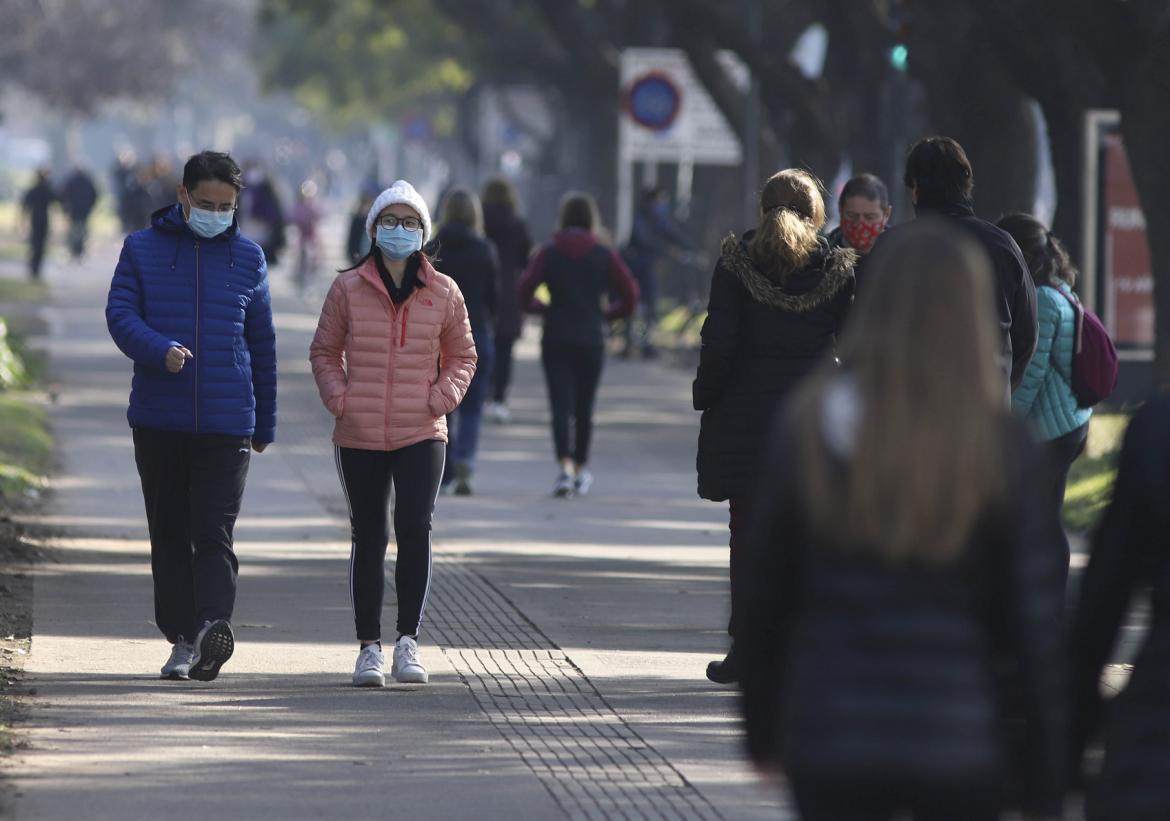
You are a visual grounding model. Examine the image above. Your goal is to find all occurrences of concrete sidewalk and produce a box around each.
[3,239,788,819]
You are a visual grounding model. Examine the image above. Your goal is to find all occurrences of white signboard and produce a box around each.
[616,48,748,242]
[619,47,746,165]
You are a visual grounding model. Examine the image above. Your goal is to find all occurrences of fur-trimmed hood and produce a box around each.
[719,231,855,312]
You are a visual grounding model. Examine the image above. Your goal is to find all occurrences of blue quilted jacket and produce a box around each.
[106,204,277,442]
[1011,283,1090,441]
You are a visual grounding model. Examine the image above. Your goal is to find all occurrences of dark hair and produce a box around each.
[839,173,889,210]
[996,212,1078,289]
[559,191,599,232]
[903,136,973,208]
[182,151,244,192]
[481,176,519,212]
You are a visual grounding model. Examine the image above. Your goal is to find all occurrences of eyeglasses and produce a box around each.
[377,215,422,232]
[192,201,238,214]
[183,188,237,213]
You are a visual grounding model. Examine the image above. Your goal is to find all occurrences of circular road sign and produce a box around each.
[624,72,682,132]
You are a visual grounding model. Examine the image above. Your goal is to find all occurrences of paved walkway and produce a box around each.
[2,236,789,819]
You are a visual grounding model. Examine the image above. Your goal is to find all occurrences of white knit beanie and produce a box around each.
[365,179,432,241]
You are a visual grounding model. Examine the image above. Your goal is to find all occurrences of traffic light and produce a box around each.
[890,43,909,71]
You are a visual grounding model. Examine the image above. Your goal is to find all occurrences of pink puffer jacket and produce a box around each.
[310,255,477,451]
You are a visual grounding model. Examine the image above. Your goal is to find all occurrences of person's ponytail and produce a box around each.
[749,205,821,280]
[748,169,826,281]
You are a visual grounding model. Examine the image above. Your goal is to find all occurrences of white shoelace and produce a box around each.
[357,644,383,673]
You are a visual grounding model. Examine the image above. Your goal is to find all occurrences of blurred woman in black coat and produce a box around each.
[741,220,1065,821]
[693,169,854,683]
[1070,389,1170,820]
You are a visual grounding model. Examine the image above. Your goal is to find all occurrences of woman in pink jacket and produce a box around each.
[310,180,476,687]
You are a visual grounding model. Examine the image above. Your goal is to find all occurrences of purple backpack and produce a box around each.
[1055,288,1119,408]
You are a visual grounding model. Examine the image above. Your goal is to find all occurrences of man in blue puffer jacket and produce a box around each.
[106,150,276,683]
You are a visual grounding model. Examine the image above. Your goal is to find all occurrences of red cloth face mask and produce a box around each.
[841,217,887,253]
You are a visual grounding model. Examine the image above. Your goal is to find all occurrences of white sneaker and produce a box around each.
[574,468,594,496]
[160,640,194,680]
[391,635,428,684]
[487,402,511,424]
[352,643,385,687]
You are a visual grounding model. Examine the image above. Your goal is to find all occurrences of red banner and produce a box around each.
[1103,134,1154,347]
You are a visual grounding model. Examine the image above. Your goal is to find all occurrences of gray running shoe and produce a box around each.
[552,473,575,498]
[160,640,194,680]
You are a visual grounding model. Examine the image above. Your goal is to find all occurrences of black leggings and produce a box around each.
[540,341,604,465]
[492,334,517,404]
[336,440,445,641]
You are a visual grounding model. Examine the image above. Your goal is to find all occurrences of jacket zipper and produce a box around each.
[400,305,409,348]
[194,240,200,433]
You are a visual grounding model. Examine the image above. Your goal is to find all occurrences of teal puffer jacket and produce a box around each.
[1012,283,1091,440]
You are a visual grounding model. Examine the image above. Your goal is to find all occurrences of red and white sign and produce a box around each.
[1102,134,1154,347]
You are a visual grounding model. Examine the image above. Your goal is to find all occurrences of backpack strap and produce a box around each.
[1051,284,1084,356]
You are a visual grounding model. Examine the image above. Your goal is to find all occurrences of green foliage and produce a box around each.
[0,396,50,501]
[257,0,474,131]
[0,320,27,391]
[1063,413,1129,533]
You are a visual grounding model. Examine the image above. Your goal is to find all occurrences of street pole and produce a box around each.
[740,0,762,232]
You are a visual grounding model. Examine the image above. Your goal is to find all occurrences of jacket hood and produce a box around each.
[483,203,516,231]
[552,228,601,259]
[151,203,240,241]
[719,231,855,312]
[435,222,478,247]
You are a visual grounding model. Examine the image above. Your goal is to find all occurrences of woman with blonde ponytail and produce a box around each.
[693,169,855,684]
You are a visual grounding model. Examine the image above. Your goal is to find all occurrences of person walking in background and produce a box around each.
[290,179,323,295]
[826,173,891,276]
[346,182,379,265]
[518,191,638,498]
[741,220,1065,821]
[21,168,55,280]
[1069,390,1170,821]
[60,166,99,261]
[310,180,476,688]
[693,169,855,685]
[481,176,532,424]
[241,163,287,267]
[429,187,497,496]
[998,213,1090,592]
[875,136,1037,392]
[105,150,277,683]
[620,187,691,360]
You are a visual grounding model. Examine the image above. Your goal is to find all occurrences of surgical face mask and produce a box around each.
[186,206,234,239]
[376,224,423,260]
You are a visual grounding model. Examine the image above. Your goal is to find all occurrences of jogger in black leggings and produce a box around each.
[541,342,604,471]
[336,441,445,640]
[517,191,638,497]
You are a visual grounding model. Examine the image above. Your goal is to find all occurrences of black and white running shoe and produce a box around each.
[188,619,235,682]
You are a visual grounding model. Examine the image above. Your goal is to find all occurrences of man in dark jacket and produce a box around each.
[106,150,277,683]
[60,167,99,260]
[21,168,55,279]
[874,137,1038,391]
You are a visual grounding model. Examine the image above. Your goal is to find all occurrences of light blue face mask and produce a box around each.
[186,205,234,239]
[376,224,423,261]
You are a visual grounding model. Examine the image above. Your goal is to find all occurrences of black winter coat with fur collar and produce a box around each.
[693,232,855,501]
